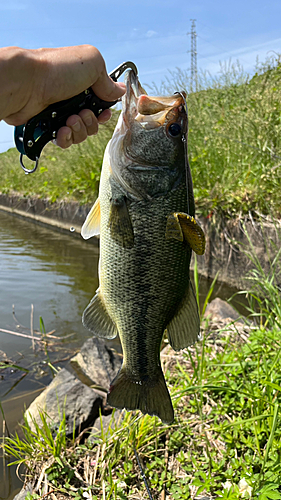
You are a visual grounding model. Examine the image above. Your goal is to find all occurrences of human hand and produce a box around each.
[1,45,126,148]
[50,46,126,149]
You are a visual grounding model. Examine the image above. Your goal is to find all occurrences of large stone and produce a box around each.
[204,297,244,323]
[25,368,103,437]
[70,338,122,391]
[13,482,33,500]
[89,409,124,441]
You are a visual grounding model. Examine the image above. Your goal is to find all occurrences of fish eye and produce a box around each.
[168,123,182,137]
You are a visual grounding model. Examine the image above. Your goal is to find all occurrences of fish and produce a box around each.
[81,69,205,424]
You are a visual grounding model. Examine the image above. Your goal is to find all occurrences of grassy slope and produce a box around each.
[0,113,118,205]
[0,61,280,217]
[189,64,281,217]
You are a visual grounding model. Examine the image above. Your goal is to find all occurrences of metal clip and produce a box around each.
[109,61,138,81]
[20,154,39,174]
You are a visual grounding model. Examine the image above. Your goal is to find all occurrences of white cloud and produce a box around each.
[146,30,157,38]
[199,36,281,74]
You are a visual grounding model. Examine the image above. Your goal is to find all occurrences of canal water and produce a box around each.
[0,210,244,499]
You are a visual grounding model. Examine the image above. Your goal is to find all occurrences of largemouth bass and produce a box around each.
[81,70,205,424]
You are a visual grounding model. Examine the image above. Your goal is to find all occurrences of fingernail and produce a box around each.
[72,121,81,132]
[84,115,93,127]
[66,132,72,141]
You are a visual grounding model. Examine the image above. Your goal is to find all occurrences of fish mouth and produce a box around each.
[122,69,145,125]
[123,69,187,132]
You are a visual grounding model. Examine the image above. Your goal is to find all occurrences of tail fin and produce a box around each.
[107,365,174,424]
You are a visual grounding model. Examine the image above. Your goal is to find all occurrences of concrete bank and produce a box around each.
[0,192,93,240]
[1,192,280,289]
[197,214,281,289]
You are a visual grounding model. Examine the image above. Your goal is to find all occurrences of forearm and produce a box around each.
[0,47,41,124]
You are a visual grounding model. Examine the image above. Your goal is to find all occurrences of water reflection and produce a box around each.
[0,211,100,358]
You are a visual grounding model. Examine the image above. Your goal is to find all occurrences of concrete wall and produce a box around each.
[196,214,281,288]
[0,192,93,239]
[1,193,280,289]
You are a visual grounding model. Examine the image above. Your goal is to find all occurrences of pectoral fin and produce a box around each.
[82,288,118,339]
[109,196,134,249]
[166,282,200,351]
[165,212,205,255]
[81,198,101,240]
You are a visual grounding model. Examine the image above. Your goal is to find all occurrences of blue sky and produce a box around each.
[0,0,280,153]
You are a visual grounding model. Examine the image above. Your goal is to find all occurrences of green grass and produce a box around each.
[0,55,281,217]
[0,112,118,205]
[188,60,281,218]
[3,246,281,499]
[4,322,281,499]
[148,55,281,217]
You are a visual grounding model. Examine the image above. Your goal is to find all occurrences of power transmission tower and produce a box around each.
[187,19,198,92]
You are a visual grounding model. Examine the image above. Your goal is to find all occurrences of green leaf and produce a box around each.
[260,492,281,500]
[55,456,64,467]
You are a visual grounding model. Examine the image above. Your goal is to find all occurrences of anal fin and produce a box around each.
[82,288,118,339]
[165,212,205,255]
[166,282,200,351]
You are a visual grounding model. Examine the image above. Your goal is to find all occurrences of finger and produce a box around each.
[78,109,99,135]
[66,114,88,144]
[56,126,73,149]
[97,108,112,124]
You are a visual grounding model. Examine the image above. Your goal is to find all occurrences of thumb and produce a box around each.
[91,71,126,102]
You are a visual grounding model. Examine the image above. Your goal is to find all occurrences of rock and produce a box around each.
[204,297,244,324]
[88,409,124,441]
[13,482,33,500]
[25,368,103,437]
[70,338,122,391]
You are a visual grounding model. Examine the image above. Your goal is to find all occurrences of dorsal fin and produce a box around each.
[81,198,101,240]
